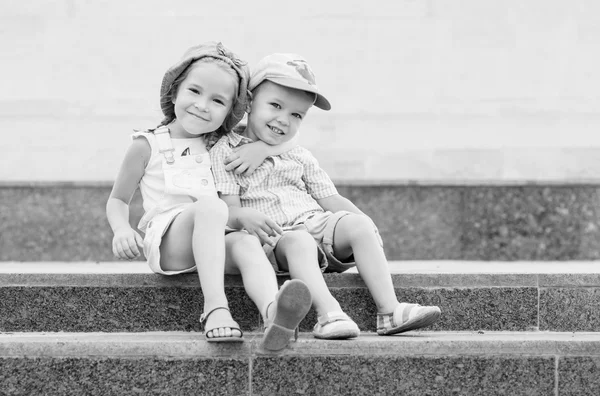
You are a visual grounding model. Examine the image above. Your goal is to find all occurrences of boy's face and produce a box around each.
[245,81,313,145]
[171,62,236,138]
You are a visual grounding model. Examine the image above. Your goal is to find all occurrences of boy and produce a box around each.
[210,53,441,339]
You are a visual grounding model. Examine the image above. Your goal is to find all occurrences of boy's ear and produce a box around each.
[246,90,253,113]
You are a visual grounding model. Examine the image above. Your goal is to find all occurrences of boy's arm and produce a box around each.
[219,194,282,246]
[106,137,149,259]
[316,194,365,216]
[224,135,299,175]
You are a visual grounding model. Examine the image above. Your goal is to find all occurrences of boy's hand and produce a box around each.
[237,208,283,246]
[224,144,266,176]
[112,226,144,260]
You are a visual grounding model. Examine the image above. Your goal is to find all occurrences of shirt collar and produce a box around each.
[227,130,255,147]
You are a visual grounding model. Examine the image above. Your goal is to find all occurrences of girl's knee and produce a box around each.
[192,197,228,222]
[229,232,262,255]
[278,231,315,253]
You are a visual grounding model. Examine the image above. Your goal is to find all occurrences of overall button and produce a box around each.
[201,179,208,186]
[195,155,204,163]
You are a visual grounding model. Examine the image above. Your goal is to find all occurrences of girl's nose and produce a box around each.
[193,102,208,112]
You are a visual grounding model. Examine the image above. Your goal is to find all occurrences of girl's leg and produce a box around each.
[226,231,312,351]
[331,214,399,314]
[275,230,342,317]
[224,231,278,321]
[160,196,239,339]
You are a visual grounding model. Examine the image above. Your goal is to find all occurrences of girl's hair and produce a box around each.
[159,56,241,149]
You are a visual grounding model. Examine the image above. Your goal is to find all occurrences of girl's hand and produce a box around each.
[237,208,283,246]
[112,226,144,260]
[224,144,266,176]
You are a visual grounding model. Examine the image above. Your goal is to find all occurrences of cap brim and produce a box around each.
[266,77,331,111]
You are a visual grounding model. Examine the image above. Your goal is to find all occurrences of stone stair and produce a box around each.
[1,261,599,395]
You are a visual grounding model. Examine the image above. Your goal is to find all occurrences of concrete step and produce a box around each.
[1,331,599,395]
[2,261,599,333]
[3,184,600,261]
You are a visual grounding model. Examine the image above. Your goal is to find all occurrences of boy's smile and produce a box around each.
[245,81,314,145]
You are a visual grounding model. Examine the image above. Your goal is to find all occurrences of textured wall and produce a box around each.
[2,184,599,261]
[2,1,600,183]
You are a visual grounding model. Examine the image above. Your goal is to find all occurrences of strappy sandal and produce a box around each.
[200,307,244,343]
[261,279,312,352]
[377,303,441,335]
[312,311,360,340]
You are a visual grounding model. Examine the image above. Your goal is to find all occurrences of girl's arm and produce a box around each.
[223,135,299,175]
[106,137,149,260]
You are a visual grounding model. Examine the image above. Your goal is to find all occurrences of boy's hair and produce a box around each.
[159,42,250,141]
[249,53,331,111]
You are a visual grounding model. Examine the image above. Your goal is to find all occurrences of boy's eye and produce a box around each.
[270,102,281,109]
[293,113,303,119]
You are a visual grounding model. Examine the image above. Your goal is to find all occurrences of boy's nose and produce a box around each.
[276,116,289,126]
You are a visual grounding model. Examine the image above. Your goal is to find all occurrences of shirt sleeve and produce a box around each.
[298,148,338,200]
[209,137,241,195]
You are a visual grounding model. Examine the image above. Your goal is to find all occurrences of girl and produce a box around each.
[106,42,311,350]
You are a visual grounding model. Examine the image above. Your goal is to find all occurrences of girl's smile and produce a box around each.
[170,63,236,138]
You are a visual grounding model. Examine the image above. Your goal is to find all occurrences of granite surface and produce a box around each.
[0,286,259,332]
[2,184,600,261]
[0,284,540,333]
[539,287,600,331]
[252,355,555,396]
[0,357,248,396]
[558,357,600,396]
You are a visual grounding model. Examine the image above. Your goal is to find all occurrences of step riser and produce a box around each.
[3,184,600,261]
[2,284,599,332]
[3,333,599,395]
[0,356,561,396]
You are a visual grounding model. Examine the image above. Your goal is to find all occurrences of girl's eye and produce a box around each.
[214,99,224,105]
[189,88,200,94]
[270,103,281,109]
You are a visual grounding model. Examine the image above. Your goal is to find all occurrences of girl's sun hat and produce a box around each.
[160,42,250,132]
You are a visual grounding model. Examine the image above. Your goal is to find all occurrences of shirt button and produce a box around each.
[195,155,203,163]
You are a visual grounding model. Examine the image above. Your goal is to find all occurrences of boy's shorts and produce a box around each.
[263,210,356,275]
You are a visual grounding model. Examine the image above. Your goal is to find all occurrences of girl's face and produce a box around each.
[245,81,313,146]
[170,62,236,138]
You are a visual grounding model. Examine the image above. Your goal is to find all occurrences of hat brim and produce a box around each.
[265,77,331,111]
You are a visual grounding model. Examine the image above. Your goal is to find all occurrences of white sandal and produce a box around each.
[313,311,360,340]
[377,303,441,335]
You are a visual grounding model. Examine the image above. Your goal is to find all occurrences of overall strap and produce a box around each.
[153,126,175,164]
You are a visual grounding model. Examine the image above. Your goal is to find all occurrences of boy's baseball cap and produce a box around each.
[249,53,331,111]
[160,42,250,132]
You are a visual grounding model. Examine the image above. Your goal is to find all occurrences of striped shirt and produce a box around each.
[210,132,338,227]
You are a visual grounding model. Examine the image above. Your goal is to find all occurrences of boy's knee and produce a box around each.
[339,214,376,240]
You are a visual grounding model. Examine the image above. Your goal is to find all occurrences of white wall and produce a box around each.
[2,0,600,183]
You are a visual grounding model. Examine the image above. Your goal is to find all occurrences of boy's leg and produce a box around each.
[331,214,399,313]
[332,214,440,334]
[160,196,240,339]
[275,230,342,317]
